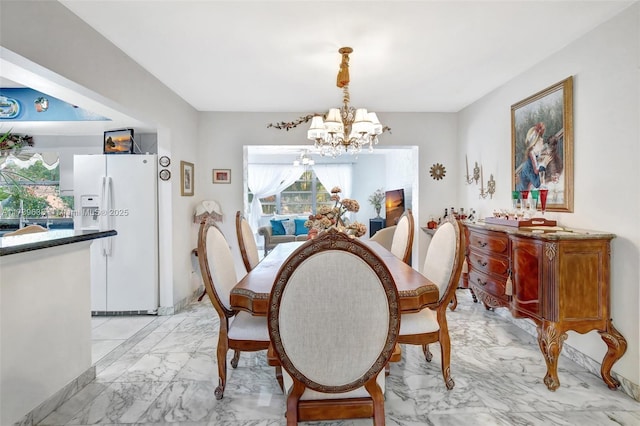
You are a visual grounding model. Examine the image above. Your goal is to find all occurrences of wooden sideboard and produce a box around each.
[462,222,627,391]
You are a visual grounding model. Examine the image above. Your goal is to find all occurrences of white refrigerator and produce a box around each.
[74,154,158,314]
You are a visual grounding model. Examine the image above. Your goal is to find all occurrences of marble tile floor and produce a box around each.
[39,290,640,426]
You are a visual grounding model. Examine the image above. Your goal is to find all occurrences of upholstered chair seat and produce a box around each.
[398,309,440,335]
[227,311,270,341]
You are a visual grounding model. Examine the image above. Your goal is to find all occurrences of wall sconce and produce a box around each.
[465,155,480,185]
[479,169,496,199]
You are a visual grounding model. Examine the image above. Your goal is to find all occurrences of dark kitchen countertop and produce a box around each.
[0,229,117,256]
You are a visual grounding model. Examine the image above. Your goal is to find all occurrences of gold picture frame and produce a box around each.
[511,76,573,212]
[180,161,194,196]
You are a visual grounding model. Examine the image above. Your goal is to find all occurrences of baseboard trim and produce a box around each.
[14,366,96,426]
[157,285,204,316]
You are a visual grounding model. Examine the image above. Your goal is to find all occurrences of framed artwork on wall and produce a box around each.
[213,169,231,184]
[511,76,573,212]
[180,161,194,196]
[104,129,134,154]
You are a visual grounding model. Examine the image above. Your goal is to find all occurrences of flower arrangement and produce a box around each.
[368,188,385,216]
[305,186,367,237]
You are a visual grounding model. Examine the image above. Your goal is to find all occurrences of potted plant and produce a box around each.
[368,188,385,218]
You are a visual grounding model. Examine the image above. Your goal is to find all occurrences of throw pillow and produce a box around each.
[270,219,287,236]
[282,220,296,235]
[294,218,309,235]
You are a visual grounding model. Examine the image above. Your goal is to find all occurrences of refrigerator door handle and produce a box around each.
[104,176,113,256]
[100,176,108,256]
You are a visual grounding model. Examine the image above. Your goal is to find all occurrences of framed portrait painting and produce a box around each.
[180,161,194,196]
[511,76,573,212]
[212,169,231,184]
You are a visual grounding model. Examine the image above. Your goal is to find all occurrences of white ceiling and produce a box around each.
[57,0,634,113]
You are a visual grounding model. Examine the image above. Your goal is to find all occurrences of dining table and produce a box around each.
[230,240,440,316]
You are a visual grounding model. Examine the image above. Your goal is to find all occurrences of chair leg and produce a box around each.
[422,344,433,362]
[215,335,229,399]
[286,381,305,426]
[439,322,455,390]
[449,293,458,311]
[197,288,207,302]
[275,366,284,392]
[231,350,240,368]
[364,378,386,426]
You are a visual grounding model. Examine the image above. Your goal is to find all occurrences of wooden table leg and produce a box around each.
[537,320,567,391]
[598,319,627,389]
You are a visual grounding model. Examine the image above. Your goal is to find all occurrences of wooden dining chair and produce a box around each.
[197,218,271,400]
[369,225,396,251]
[267,228,401,425]
[397,215,466,390]
[389,209,414,264]
[235,210,260,273]
[4,224,48,236]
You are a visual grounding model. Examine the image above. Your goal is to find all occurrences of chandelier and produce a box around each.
[293,150,315,167]
[307,47,385,157]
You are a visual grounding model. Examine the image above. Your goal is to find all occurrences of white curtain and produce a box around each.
[313,164,354,220]
[247,164,302,231]
[313,164,353,198]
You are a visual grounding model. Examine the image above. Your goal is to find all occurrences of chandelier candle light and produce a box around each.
[307,47,386,157]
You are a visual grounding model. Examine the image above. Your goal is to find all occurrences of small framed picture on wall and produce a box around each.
[180,161,194,196]
[213,169,231,184]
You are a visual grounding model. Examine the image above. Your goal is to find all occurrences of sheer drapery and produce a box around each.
[313,164,352,197]
[247,165,302,231]
[313,164,354,220]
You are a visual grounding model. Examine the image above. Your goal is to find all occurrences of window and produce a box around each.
[254,169,331,215]
[0,153,73,220]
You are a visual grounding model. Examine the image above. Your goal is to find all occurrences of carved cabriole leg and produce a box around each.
[598,319,628,389]
[536,321,567,391]
[215,336,228,399]
[231,350,240,368]
[422,344,433,362]
[469,287,478,303]
[438,314,455,390]
[449,294,458,311]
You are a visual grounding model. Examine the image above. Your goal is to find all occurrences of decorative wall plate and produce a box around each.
[159,169,171,181]
[159,156,171,167]
[430,163,446,180]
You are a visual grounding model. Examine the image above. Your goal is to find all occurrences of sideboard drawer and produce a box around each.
[469,270,507,299]
[468,230,509,254]
[468,250,509,277]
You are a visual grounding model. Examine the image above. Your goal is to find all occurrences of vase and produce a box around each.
[375,205,381,218]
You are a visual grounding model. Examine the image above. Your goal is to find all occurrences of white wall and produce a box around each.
[458,5,640,387]
[352,154,386,224]
[197,111,458,278]
[1,1,200,310]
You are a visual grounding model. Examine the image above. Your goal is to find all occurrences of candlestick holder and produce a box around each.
[487,174,496,198]
[479,186,488,199]
[472,162,480,185]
